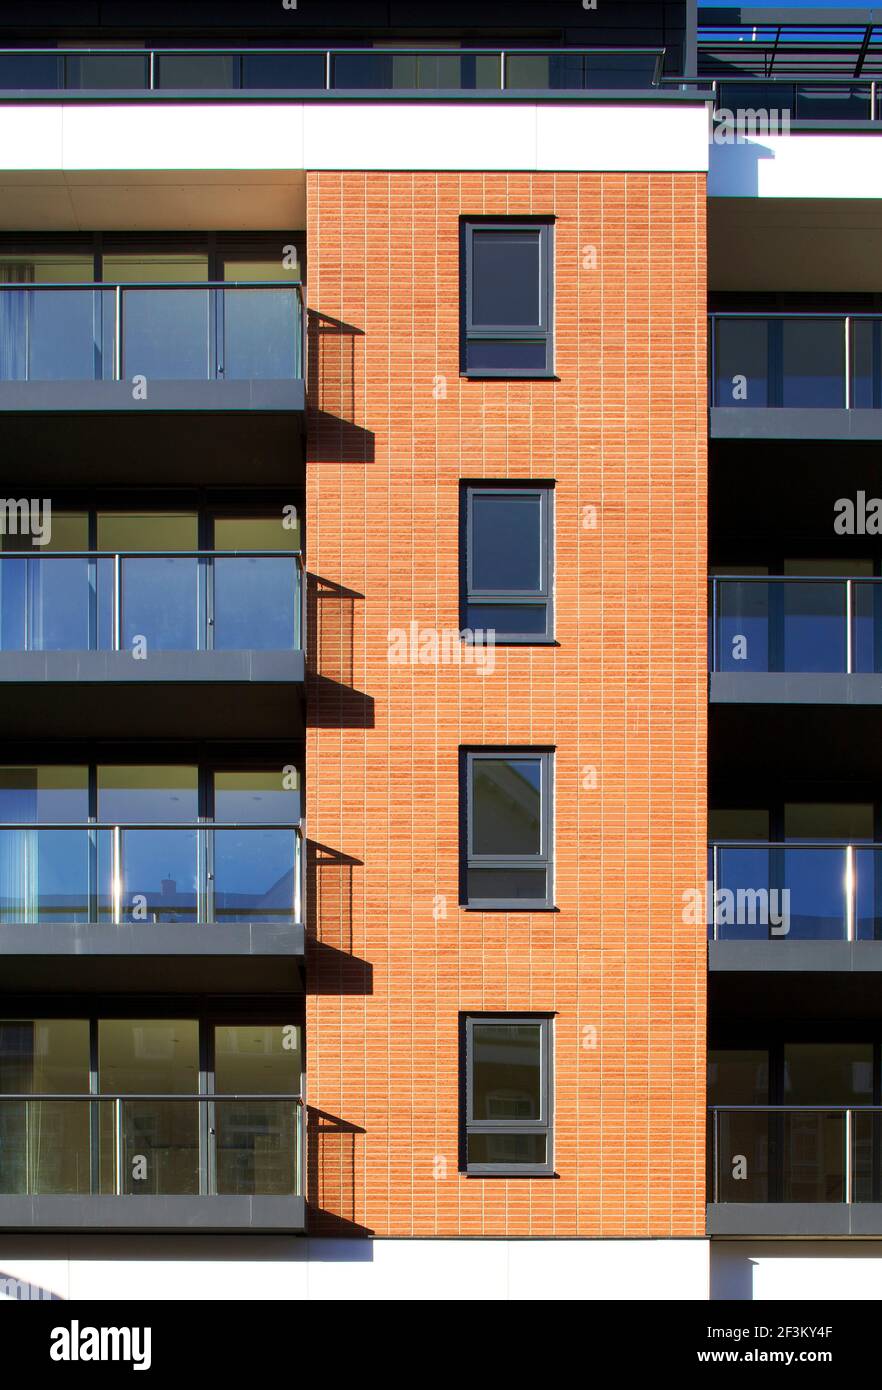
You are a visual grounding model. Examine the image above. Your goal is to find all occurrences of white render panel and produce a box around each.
[0,1236,709,1301]
[712,1241,882,1301]
[0,101,709,175]
[710,134,882,199]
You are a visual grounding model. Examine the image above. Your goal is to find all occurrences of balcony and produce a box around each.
[709,315,882,440]
[0,1094,304,1232]
[0,821,303,992]
[0,46,667,98]
[0,550,305,738]
[0,282,305,483]
[708,1106,882,1235]
[709,575,882,708]
[712,77,882,126]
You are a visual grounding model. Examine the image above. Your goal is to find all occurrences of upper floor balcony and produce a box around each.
[709,314,882,440]
[0,281,305,483]
[0,46,668,99]
[0,549,305,738]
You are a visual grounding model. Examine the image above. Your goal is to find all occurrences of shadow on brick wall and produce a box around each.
[306,574,374,728]
[306,310,374,464]
[305,1108,372,1238]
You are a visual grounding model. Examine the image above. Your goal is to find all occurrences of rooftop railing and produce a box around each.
[710,1106,882,1204]
[0,47,665,95]
[0,820,303,925]
[0,282,303,383]
[709,313,882,410]
[709,575,882,675]
[0,1094,303,1196]
[711,75,881,120]
[709,840,882,942]
[0,550,303,653]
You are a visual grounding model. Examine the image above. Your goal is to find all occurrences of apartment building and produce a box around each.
[0,0,873,1307]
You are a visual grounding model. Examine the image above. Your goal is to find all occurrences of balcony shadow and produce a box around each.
[305,574,373,728]
[306,310,374,464]
[306,840,369,981]
[306,1107,373,1239]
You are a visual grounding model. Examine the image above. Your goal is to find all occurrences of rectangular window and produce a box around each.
[463,485,553,641]
[462,221,553,377]
[463,1015,553,1174]
[463,749,553,908]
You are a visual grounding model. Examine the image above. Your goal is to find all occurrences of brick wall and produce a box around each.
[305,170,707,1237]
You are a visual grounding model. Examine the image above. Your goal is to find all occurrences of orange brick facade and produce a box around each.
[304,171,707,1238]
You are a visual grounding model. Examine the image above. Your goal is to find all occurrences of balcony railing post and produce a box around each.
[114,284,122,381]
[711,575,718,673]
[846,843,856,942]
[113,551,121,650]
[112,823,122,925]
[148,49,156,91]
[845,1108,853,1204]
[845,315,852,408]
[500,51,506,90]
[846,577,854,673]
[114,1097,123,1196]
[709,314,716,406]
[874,81,878,121]
[325,50,331,90]
[712,1108,719,1204]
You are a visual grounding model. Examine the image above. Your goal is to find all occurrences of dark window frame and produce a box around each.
[461,482,554,643]
[462,747,554,910]
[461,219,554,379]
[462,1012,554,1176]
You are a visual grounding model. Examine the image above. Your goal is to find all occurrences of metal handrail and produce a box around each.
[0,280,302,291]
[0,549,303,561]
[707,313,882,411]
[0,1092,302,1102]
[711,839,879,849]
[707,838,876,943]
[708,573,876,675]
[0,822,303,831]
[709,1105,880,1112]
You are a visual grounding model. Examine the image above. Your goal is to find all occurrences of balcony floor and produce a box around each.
[709,1203,882,1237]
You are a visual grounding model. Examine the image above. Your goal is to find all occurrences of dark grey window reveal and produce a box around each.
[464,749,554,908]
[464,1015,553,1175]
[462,221,553,377]
[464,485,553,641]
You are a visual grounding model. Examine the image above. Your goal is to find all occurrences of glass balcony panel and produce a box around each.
[796,84,871,120]
[714,580,770,671]
[0,1099,91,1194]
[717,82,795,120]
[0,828,92,923]
[852,580,882,671]
[119,556,198,651]
[65,53,148,90]
[212,555,297,650]
[856,848,882,941]
[331,51,495,90]
[99,1099,200,1195]
[98,766,198,823]
[155,54,238,89]
[783,581,846,671]
[0,558,92,652]
[222,287,299,379]
[117,828,198,923]
[782,1110,845,1202]
[213,828,297,922]
[214,1100,299,1195]
[240,52,326,89]
[0,288,109,381]
[851,320,882,409]
[713,846,772,941]
[782,847,848,940]
[122,288,209,380]
[0,53,63,90]
[0,1018,90,1091]
[713,1110,770,1201]
[781,318,844,407]
[714,318,768,406]
[851,1111,877,1203]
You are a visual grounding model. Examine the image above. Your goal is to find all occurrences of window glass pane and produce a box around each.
[714,318,768,406]
[101,253,208,284]
[116,827,198,924]
[121,287,210,380]
[0,1019,90,1092]
[467,1132,546,1165]
[213,770,300,824]
[0,254,92,284]
[214,515,300,551]
[65,53,148,90]
[467,867,547,901]
[0,766,88,823]
[102,1099,199,1195]
[783,1043,873,1106]
[98,1019,199,1093]
[97,765,198,822]
[213,828,297,922]
[472,493,542,592]
[97,513,198,551]
[784,803,874,841]
[240,52,325,91]
[707,1049,769,1106]
[215,1099,299,1195]
[465,340,548,373]
[471,231,541,327]
[471,1022,542,1120]
[465,604,548,636]
[212,554,297,650]
[708,808,770,840]
[781,318,844,408]
[472,757,541,855]
[220,253,301,283]
[214,1025,301,1093]
[0,1098,91,1195]
[155,54,237,90]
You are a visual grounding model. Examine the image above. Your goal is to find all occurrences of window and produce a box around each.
[463,749,553,908]
[463,1015,553,1174]
[463,485,553,640]
[462,220,553,376]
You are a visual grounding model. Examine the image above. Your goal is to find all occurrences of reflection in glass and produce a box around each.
[214,1025,301,1093]
[0,828,91,923]
[222,287,300,380]
[122,288,209,379]
[471,493,542,591]
[781,318,844,407]
[471,1023,542,1120]
[472,758,542,855]
[120,556,199,651]
[213,555,297,649]
[213,828,297,922]
[117,828,199,923]
[472,231,541,328]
